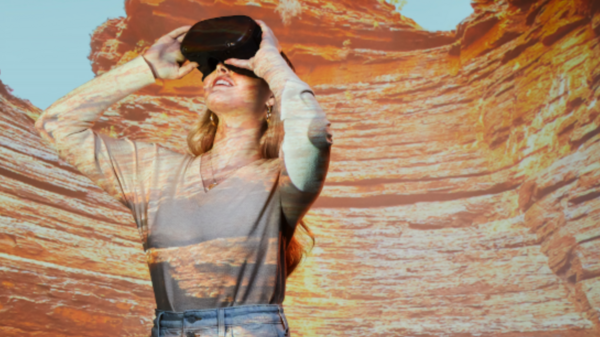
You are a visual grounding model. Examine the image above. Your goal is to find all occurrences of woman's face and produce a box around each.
[202,62,272,120]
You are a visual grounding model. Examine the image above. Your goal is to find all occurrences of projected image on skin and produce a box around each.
[35,18,332,337]
[2,0,600,336]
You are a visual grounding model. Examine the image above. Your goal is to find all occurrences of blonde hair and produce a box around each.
[186,52,314,277]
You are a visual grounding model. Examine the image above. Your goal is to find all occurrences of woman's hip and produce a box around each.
[151,304,290,337]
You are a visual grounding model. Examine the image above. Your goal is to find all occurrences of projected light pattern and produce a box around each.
[1,0,599,336]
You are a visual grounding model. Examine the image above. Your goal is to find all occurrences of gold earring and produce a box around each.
[266,105,272,123]
[210,112,217,126]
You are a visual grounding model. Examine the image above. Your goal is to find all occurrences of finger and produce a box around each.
[224,58,250,70]
[255,20,272,38]
[255,20,268,30]
[256,20,276,38]
[225,58,253,71]
[176,34,186,43]
[177,61,199,78]
[167,25,191,39]
[255,20,281,51]
[174,50,186,63]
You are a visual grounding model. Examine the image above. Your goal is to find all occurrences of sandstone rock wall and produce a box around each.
[1,0,599,336]
[0,79,155,336]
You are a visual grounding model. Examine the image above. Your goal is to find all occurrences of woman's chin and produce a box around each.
[206,93,259,115]
[206,90,238,103]
[206,95,232,110]
[206,102,240,115]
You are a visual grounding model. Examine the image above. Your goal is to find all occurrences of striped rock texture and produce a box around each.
[0,79,155,336]
[1,0,600,336]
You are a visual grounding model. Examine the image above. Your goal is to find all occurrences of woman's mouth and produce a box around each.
[213,77,234,87]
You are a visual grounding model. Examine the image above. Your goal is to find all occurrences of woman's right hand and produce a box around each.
[142,26,199,80]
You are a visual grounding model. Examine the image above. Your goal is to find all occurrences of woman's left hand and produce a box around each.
[224,20,290,80]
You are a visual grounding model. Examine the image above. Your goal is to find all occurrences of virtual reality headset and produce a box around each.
[181,15,263,81]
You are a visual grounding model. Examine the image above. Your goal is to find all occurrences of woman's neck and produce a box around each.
[210,115,263,172]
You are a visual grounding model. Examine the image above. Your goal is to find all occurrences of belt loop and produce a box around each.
[218,308,225,337]
[278,306,289,334]
[154,310,165,337]
[181,312,185,337]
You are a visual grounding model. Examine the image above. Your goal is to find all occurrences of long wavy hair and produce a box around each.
[187,52,315,277]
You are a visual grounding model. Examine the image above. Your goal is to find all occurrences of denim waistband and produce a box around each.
[152,304,288,337]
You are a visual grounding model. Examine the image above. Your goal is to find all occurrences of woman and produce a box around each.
[35,19,331,337]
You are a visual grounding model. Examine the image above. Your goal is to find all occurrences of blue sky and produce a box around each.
[391,0,473,31]
[0,0,126,110]
[0,0,473,110]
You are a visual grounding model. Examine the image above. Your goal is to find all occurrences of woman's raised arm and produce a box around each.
[35,26,197,210]
[224,20,333,226]
[271,69,333,226]
[34,56,156,204]
[36,55,155,143]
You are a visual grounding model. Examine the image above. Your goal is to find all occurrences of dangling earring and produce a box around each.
[210,112,217,127]
[266,105,272,124]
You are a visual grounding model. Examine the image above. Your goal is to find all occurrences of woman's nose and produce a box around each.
[215,63,230,73]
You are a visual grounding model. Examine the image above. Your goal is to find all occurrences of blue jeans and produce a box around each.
[151,304,291,337]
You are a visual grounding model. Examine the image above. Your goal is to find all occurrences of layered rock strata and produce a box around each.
[0,80,155,336]
[1,0,599,336]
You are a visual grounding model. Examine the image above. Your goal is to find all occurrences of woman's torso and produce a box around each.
[139,151,289,311]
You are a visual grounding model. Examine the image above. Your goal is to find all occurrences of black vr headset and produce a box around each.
[181,15,263,81]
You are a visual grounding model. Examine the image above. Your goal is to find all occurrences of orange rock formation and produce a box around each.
[1,0,599,336]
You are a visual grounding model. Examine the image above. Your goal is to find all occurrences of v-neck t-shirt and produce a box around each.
[76,133,288,311]
[35,56,333,313]
[142,147,286,310]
